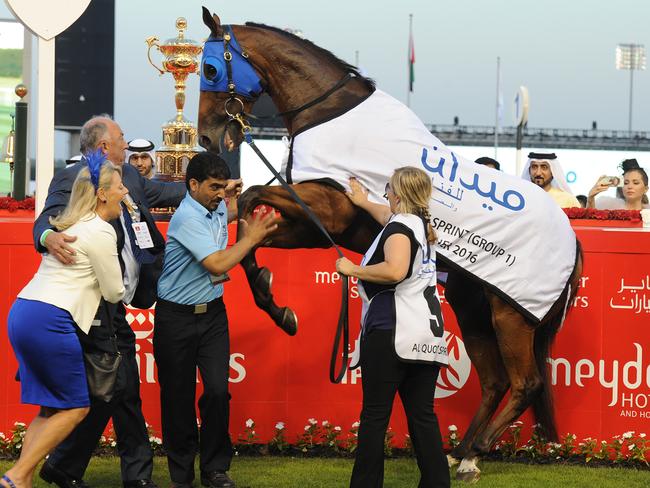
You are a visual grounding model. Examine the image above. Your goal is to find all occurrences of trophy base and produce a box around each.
[151,205,176,222]
[151,147,201,221]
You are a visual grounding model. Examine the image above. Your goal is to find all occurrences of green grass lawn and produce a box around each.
[1,457,648,487]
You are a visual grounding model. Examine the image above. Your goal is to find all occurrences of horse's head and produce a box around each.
[198,7,377,153]
[198,87,257,153]
[198,7,264,153]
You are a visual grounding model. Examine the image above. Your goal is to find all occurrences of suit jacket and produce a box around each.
[33,161,185,352]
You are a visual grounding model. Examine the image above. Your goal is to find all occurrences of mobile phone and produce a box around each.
[598,176,620,187]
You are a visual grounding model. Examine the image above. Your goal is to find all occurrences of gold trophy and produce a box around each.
[146,17,203,219]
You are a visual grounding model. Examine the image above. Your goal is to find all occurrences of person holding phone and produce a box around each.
[587,159,649,210]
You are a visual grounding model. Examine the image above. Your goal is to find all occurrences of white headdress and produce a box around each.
[520,152,574,194]
[126,139,156,176]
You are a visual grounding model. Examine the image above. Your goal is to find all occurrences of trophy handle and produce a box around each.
[145,36,165,75]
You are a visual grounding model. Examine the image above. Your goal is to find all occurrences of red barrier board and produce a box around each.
[1,216,649,445]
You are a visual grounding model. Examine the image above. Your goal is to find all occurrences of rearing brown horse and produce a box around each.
[197,8,583,482]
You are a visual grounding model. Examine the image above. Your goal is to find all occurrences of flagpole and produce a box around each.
[494,56,501,158]
[407,13,413,107]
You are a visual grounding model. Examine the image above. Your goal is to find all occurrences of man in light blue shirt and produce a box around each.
[154,152,277,488]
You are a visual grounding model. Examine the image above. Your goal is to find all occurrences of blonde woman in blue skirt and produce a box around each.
[2,152,126,488]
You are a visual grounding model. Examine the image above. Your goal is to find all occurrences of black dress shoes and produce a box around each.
[201,471,235,488]
[39,462,91,488]
[123,480,159,488]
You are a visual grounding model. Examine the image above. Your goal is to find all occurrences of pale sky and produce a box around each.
[3,0,650,145]
[116,0,650,138]
[0,20,22,49]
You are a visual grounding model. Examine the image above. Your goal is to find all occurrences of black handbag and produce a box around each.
[83,349,121,403]
[82,303,122,403]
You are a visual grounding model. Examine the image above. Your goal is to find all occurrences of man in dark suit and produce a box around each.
[33,115,185,488]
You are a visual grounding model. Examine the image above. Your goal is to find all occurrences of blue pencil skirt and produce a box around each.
[7,298,90,409]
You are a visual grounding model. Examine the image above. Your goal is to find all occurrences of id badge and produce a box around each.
[131,222,154,249]
[210,273,230,286]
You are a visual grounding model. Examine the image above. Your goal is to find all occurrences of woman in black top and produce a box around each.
[336,167,450,488]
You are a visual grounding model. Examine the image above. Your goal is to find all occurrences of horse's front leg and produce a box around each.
[237,183,361,335]
[239,247,299,335]
[238,215,331,335]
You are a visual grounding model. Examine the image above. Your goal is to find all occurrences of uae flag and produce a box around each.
[408,30,415,92]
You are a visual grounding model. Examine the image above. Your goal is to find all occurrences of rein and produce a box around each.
[212,28,351,383]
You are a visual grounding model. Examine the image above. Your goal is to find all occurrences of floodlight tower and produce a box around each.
[616,43,646,132]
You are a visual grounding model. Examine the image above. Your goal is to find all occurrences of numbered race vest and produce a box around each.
[350,213,449,368]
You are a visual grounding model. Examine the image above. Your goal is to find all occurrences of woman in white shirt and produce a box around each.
[2,152,126,488]
[587,159,649,210]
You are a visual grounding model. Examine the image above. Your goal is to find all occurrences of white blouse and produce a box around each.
[19,214,125,333]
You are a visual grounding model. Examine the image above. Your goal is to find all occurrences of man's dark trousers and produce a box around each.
[47,304,153,481]
[153,297,233,484]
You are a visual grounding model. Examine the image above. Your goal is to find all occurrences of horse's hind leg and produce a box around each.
[467,293,540,457]
[444,273,509,482]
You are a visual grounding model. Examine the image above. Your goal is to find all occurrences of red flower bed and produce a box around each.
[0,197,643,222]
[563,207,642,222]
[0,196,35,212]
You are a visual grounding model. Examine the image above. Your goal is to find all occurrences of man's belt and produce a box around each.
[157,297,224,315]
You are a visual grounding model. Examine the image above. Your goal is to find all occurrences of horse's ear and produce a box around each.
[202,7,224,37]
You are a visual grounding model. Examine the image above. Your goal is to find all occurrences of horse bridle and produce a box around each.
[215,27,355,137]
[206,28,353,384]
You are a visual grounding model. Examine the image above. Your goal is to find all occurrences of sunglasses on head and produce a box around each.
[383,183,391,200]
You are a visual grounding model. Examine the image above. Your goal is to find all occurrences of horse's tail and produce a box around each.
[532,240,583,442]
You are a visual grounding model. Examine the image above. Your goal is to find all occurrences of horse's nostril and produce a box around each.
[199,135,212,149]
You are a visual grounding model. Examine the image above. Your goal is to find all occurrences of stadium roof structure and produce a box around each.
[249,124,650,151]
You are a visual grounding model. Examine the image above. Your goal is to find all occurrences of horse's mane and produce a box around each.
[244,22,376,91]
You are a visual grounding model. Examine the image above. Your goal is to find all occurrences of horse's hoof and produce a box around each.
[455,470,480,484]
[447,454,460,468]
[278,307,298,336]
[456,457,481,483]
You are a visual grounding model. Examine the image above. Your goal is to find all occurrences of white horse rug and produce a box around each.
[287,89,577,323]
